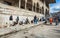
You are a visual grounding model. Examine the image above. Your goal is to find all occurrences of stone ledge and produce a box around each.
[0,22,43,36]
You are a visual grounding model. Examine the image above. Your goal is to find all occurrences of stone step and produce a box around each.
[0,22,43,36]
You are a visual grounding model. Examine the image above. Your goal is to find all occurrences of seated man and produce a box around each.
[19,21,23,25]
[25,18,30,24]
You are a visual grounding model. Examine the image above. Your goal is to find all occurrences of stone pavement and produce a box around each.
[0,22,60,38]
[0,22,44,36]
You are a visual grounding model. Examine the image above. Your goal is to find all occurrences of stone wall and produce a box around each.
[0,0,48,27]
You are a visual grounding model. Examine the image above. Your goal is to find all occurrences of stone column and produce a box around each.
[25,0,27,9]
[44,0,46,17]
[39,7,40,13]
[19,0,21,8]
[35,3,37,12]
[32,2,34,11]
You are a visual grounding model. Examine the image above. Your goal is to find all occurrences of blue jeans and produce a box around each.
[34,20,38,24]
[56,22,58,26]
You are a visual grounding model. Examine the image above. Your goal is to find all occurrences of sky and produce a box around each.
[49,0,60,13]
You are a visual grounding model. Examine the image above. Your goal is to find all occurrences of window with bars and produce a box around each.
[3,1,12,5]
[36,3,39,13]
[20,0,25,9]
[26,3,32,11]
[26,0,32,11]
[42,7,44,14]
[33,3,35,12]
[46,9,49,15]
[39,9,41,13]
